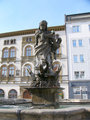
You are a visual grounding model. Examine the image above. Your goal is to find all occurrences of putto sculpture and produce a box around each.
[29,20,62,88]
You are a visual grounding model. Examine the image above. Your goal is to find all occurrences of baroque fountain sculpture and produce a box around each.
[27,20,62,108]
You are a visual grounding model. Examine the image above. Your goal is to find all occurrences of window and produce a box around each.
[10,48,15,58]
[53,62,60,71]
[4,39,16,45]
[56,48,59,54]
[89,39,90,44]
[72,40,76,47]
[25,65,31,76]
[80,71,84,78]
[89,25,90,31]
[7,40,9,44]
[26,37,32,42]
[26,46,32,56]
[73,87,80,94]
[73,55,78,63]
[74,71,79,79]
[4,40,9,45]
[0,89,4,98]
[80,55,84,62]
[23,90,32,99]
[8,89,17,98]
[9,66,15,77]
[72,26,80,32]
[2,66,7,77]
[78,40,82,47]
[3,48,9,58]
[10,39,16,44]
[73,86,88,99]
[14,39,16,44]
[73,87,81,99]
[74,71,85,79]
[4,40,7,45]
[11,40,13,44]
[16,70,20,76]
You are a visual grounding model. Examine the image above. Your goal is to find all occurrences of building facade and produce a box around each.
[65,12,90,99]
[0,25,68,99]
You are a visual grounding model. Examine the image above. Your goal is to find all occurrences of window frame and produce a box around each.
[89,25,90,31]
[72,40,76,47]
[25,46,32,56]
[73,86,88,99]
[8,89,17,98]
[80,54,84,62]
[0,89,5,98]
[74,71,79,79]
[24,64,31,76]
[26,37,32,42]
[72,26,80,33]
[80,71,85,78]
[10,47,16,58]
[9,65,15,77]
[74,71,85,79]
[3,48,9,58]
[73,55,78,63]
[78,40,82,47]
[1,65,7,77]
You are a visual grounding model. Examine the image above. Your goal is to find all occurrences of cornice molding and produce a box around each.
[0,25,65,38]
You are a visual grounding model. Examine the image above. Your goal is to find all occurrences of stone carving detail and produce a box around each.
[29,20,62,88]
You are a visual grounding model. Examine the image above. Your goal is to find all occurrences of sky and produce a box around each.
[0,0,90,33]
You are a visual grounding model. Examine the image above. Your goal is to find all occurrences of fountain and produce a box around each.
[0,21,90,120]
[26,20,63,109]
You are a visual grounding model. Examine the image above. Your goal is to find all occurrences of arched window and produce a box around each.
[53,61,62,82]
[9,65,15,77]
[23,90,32,99]
[10,47,16,58]
[53,62,60,71]
[1,66,7,77]
[8,89,17,98]
[0,89,4,98]
[24,64,31,76]
[3,48,9,58]
[25,46,32,56]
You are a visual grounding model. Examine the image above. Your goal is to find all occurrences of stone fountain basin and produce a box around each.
[0,107,89,120]
[0,99,90,119]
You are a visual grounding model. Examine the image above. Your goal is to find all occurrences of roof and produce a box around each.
[0,25,65,38]
[65,12,90,22]
[65,12,90,17]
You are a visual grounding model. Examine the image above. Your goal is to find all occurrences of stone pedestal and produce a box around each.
[27,88,63,109]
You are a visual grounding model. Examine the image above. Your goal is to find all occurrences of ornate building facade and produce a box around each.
[0,25,68,99]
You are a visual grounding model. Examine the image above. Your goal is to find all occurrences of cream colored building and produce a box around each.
[0,25,68,99]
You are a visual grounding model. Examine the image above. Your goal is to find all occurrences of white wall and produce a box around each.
[55,30,68,99]
[0,84,20,99]
[66,20,90,81]
[55,31,68,79]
